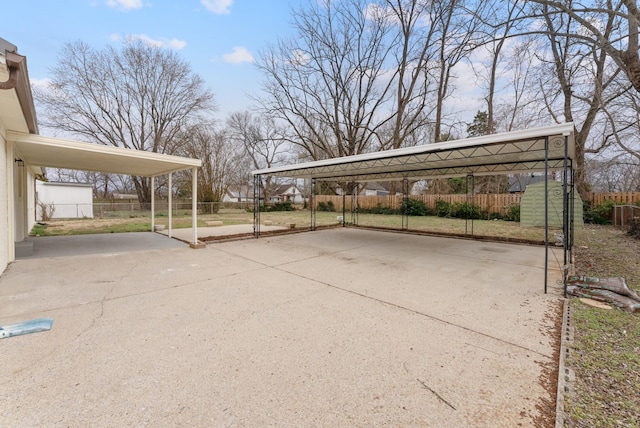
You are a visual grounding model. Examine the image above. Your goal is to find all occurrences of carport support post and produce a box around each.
[151,176,155,232]
[351,189,358,225]
[402,178,409,230]
[192,167,198,245]
[253,174,260,238]
[562,134,571,295]
[465,175,475,236]
[544,136,549,294]
[342,187,346,227]
[168,173,173,238]
[311,178,317,231]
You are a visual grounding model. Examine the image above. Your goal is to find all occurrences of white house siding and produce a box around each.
[13,154,26,242]
[36,181,94,220]
[26,169,36,234]
[0,127,9,272]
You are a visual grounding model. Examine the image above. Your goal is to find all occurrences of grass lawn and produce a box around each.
[31,209,550,242]
[567,226,640,427]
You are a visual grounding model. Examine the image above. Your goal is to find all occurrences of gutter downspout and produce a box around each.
[0,65,18,89]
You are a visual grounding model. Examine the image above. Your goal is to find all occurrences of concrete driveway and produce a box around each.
[0,228,563,427]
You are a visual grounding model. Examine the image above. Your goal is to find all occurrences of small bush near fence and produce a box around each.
[504,204,521,222]
[259,201,296,212]
[358,203,399,215]
[401,198,430,216]
[584,200,615,225]
[629,217,640,239]
[431,200,490,220]
[317,201,335,212]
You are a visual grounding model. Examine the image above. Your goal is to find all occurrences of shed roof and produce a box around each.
[253,123,575,182]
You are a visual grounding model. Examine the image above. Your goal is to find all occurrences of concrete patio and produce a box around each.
[0,228,564,426]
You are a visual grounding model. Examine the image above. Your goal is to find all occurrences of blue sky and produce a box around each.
[3,0,300,118]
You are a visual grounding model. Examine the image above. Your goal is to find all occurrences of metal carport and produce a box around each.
[8,131,202,246]
[252,122,576,293]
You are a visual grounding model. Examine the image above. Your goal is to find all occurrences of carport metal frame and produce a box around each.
[9,131,202,246]
[253,123,576,294]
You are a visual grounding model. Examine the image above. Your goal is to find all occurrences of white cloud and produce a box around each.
[201,0,233,15]
[30,77,53,91]
[166,38,187,50]
[106,0,143,10]
[222,46,254,64]
[112,34,187,50]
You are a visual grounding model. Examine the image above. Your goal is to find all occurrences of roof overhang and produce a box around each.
[0,40,38,135]
[9,131,202,177]
[253,123,576,182]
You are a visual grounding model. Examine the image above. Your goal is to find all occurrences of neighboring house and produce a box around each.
[223,186,253,203]
[360,182,391,196]
[269,184,304,204]
[35,181,94,220]
[337,182,401,196]
[112,193,138,200]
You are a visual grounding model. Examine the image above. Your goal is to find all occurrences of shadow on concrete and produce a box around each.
[16,232,186,259]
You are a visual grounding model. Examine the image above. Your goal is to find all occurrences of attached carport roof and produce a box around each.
[253,123,575,181]
[8,131,201,176]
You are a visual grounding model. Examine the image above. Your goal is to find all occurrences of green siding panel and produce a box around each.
[520,181,583,228]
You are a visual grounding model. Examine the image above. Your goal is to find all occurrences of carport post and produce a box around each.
[168,173,173,238]
[465,174,475,236]
[192,167,198,245]
[151,176,155,232]
[402,178,409,230]
[562,133,572,295]
[342,191,346,227]
[253,174,261,238]
[544,136,549,294]
[311,178,317,231]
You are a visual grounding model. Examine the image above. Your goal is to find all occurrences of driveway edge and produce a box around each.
[555,298,575,428]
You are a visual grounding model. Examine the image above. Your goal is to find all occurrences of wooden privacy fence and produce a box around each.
[315,192,640,215]
[613,205,640,231]
[315,194,522,215]
[587,192,640,205]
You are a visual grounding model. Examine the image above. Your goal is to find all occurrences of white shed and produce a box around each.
[36,181,94,220]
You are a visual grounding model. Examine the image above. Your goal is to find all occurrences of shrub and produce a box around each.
[358,203,399,215]
[259,201,295,212]
[38,202,56,221]
[400,198,429,216]
[435,200,452,217]
[451,202,482,219]
[628,217,640,239]
[584,200,615,224]
[504,204,521,222]
[317,201,336,212]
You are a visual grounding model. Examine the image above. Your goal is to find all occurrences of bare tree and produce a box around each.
[255,0,481,161]
[176,124,241,209]
[493,37,547,132]
[470,1,531,134]
[35,39,216,205]
[525,0,640,93]
[587,155,640,191]
[226,111,290,201]
[534,3,624,195]
[599,80,640,165]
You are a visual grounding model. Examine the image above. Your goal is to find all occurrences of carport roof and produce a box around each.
[253,123,575,182]
[9,131,202,176]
